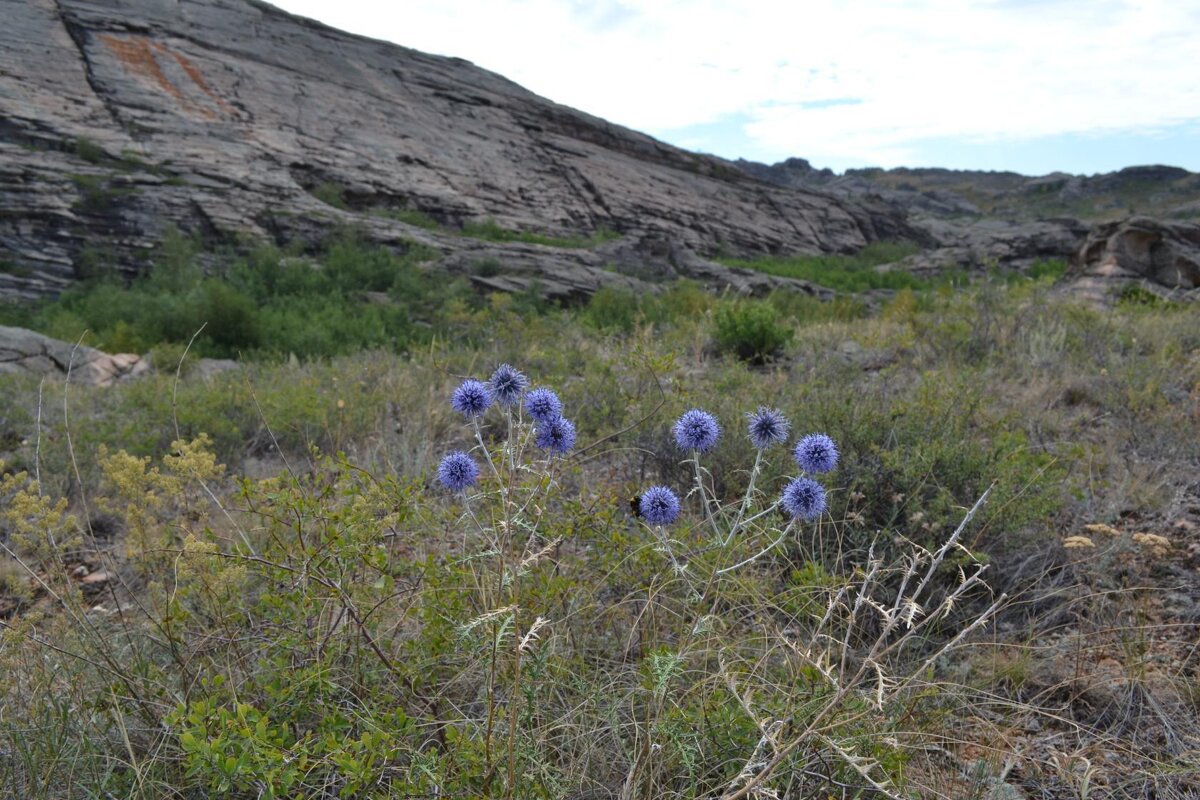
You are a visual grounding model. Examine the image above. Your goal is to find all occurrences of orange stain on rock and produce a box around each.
[99,34,222,120]
[100,34,183,101]
[169,50,235,116]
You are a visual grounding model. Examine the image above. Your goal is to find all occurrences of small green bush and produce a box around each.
[73,137,107,164]
[379,207,441,229]
[584,286,640,332]
[713,299,793,363]
[1026,257,1068,281]
[310,181,348,209]
[1117,282,1169,308]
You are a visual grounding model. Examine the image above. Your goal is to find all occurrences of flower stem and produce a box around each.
[727,449,763,546]
[692,453,723,543]
[716,521,794,575]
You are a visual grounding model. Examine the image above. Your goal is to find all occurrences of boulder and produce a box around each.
[0,325,149,386]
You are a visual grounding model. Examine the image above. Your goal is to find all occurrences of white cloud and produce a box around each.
[272,0,1200,167]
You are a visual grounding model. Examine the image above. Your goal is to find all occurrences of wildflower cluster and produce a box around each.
[437,364,576,492]
[640,406,838,529]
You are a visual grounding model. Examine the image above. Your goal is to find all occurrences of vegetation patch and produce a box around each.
[0,269,1197,797]
[718,240,937,292]
[309,181,349,210]
[460,218,620,248]
[0,230,474,359]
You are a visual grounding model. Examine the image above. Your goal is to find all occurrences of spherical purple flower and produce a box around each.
[524,387,563,424]
[794,433,839,474]
[746,407,790,450]
[781,477,827,521]
[639,486,681,526]
[673,409,721,453]
[535,416,576,455]
[451,379,492,417]
[488,363,528,407]
[437,451,479,492]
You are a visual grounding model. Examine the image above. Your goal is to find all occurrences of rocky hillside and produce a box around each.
[0,0,919,303]
[2,0,1196,306]
[735,158,1200,298]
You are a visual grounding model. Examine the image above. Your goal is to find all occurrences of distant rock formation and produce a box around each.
[736,160,1200,224]
[1066,217,1200,304]
[867,218,1090,279]
[0,0,916,302]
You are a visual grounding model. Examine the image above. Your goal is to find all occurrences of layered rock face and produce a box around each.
[0,0,912,301]
[880,218,1092,277]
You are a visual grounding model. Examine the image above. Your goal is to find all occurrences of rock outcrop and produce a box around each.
[0,0,917,301]
[1066,217,1200,303]
[0,325,148,385]
[879,218,1091,277]
[737,159,1200,224]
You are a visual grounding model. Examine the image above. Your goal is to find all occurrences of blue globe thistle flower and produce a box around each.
[535,416,576,455]
[781,477,827,521]
[673,408,721,453]
[451,379,492,417]
[794,433,839,474]
[524,387,563,424]
[437,451,479,492]
[639,486,681,526]
[746,407,790,449]
[488,363,528,407]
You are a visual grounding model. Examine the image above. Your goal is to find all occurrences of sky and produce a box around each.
[271,0,1200,176]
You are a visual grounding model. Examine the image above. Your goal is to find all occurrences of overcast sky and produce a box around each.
[272,0,1200,176]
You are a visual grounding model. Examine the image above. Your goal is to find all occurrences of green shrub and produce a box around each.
[584,286,640,332]
[73,137,107,164]
[471,257,502,277]
[389,207,440,228]
[196,281,261,355]
[1117,282,1168,308]
[1026,257,1068,281]
[713,298,793,363]
[310,181,348,209]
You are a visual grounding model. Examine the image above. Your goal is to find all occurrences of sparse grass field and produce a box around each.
[0,245,1197,798]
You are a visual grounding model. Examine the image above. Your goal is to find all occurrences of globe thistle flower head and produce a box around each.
[746,407,790,450]
[794,433,839,474]
[781,477,827,521]
[488,363,528,407]
[451,378,491,418]
[639,486,681,526]
[673,408,721,453]
[524,387,563,425]
[535,416,576,455]
[437,451,479,493]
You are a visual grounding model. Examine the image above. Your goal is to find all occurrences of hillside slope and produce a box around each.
[0,0,913,301]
